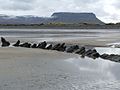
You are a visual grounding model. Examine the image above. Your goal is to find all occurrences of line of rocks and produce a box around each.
[1,37,120,63]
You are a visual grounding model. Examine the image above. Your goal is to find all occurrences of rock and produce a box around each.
[100,54,120,62]
[59,46,66,52]
[1,37,10,47]
[37,43,41,48]
[20,42,31,48]
[85,49,93,56]
[20,42,27,47]
[52,43,61,50]
[66,45,79,53]
[75,47,85,54]
[46,44,52,50]
[100,54,110,59]
[37,41,47,49]
[83,49,100,59]
[31,43,37,48]
[27,43,31,48]
[13,40,20,47]
[85,49,99,58]
[90,52,100,59]
[93,49,97,52]
[57,43,66,51]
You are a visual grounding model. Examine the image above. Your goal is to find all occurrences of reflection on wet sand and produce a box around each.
[0,47,120,90]
[65,56,120,89]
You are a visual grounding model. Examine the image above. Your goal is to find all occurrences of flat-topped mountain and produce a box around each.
[50,12,104,25]
[0,12,104,25]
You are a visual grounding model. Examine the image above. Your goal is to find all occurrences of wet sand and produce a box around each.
[1,29,120,47]
[0,29,120,89]
[0,47,120,90]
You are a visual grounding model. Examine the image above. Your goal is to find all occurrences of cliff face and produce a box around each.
[0,12,104,25]
[50,12,104,25]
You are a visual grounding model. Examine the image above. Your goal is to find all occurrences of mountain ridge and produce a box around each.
[0,12,104,25]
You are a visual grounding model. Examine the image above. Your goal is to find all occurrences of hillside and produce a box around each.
[48,12,104,25]
[0,12,104,25]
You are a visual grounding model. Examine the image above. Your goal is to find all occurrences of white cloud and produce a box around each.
[0,0,119,23]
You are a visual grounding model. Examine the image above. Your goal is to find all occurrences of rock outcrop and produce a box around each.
[2,37,120,63]
[1,37,10,47]
[13,40,20,47]
[66,45,79,53]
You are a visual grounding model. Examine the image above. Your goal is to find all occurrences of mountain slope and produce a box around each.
[49,12,104,25]
[0,12,104,25]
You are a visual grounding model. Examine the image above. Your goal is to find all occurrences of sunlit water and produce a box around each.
[0,29,120,42]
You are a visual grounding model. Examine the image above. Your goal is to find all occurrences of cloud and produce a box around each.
[0,0,36,10]
[0,0,119,23]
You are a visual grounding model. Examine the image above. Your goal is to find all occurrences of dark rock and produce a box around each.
[57,43,66,51]
[100,54,120,62]
[93,49,97,52]
[85,49,98,58]
[31,43,37,48]
[37,41,47,49]
[82,48,99,59]
[66,45,79,53]
[13,40,20,47]
[75,47,85,54]
[20,42,27,47]
[46,44,52,50]
[85,49,93,56]
[27,43,31,48]
[100,54,110,59]
[20,42,31,48]
[90,52,100,59]
[37,43,41,48]
[60,46,66,52]
[1,37,10,47]
[52,43,61,50]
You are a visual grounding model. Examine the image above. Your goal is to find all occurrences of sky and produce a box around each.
[0,0,119,23]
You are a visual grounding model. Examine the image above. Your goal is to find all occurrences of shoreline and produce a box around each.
[0,25,119,29]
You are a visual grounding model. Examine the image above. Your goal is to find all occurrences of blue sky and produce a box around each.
[0,0,119,23]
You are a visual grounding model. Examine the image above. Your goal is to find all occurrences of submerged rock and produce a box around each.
[1,37,10,47]
[13,40,20,47]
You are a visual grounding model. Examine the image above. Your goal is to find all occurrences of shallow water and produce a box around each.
[0,48,120,90]
[0,29,120,42]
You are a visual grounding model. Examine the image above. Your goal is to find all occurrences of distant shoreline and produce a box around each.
[0,24,120,29]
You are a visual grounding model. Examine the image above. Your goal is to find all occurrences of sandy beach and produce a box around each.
[0,29,120,89]
[0,47,120,90]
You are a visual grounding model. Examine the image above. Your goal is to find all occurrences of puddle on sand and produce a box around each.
[64,56,120,90]
[96,47,120,54]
